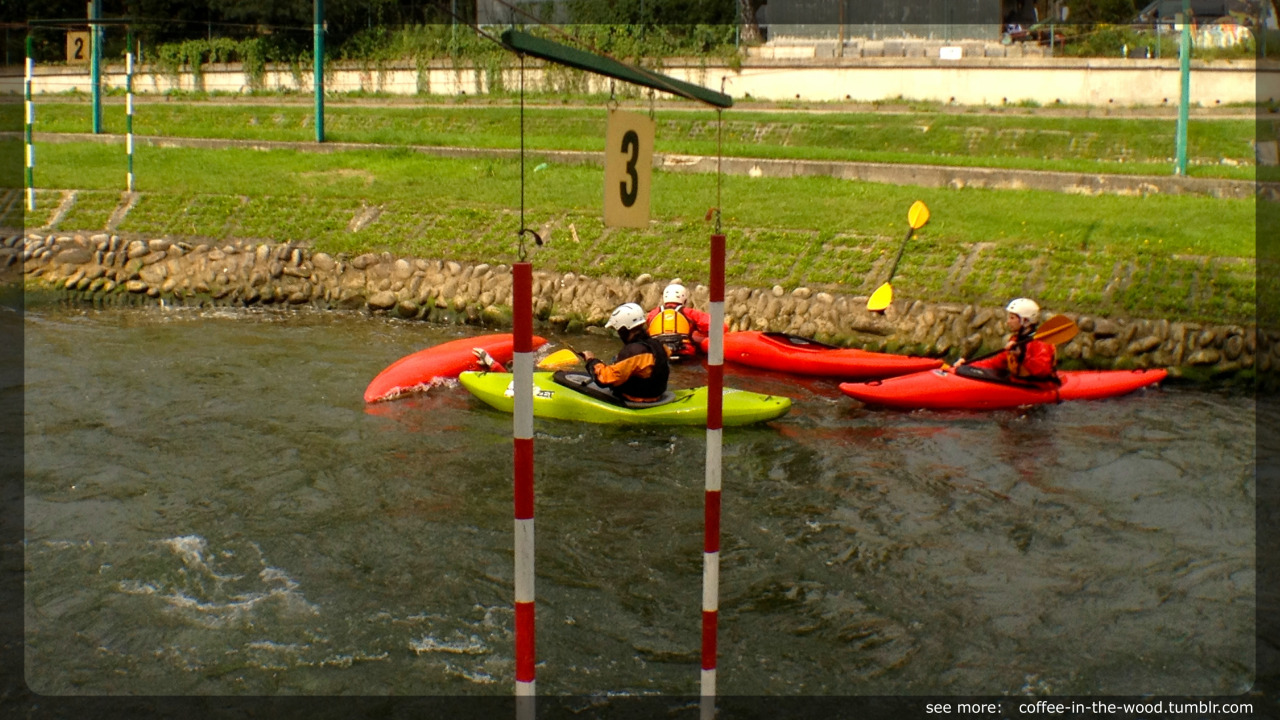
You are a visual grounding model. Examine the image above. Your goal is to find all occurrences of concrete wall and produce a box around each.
[10,55,1276,107]
[724,57,1272,106]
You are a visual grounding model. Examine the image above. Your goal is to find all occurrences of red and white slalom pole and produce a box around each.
[701,233,725,716]
[512,261,536,713]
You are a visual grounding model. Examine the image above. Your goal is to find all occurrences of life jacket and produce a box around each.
[1001,327,1058,382]
[969,328,1059,384]
[647,306,695,356]
[1006,340,1058,381]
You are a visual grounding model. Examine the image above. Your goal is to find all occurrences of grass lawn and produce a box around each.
[17,137,1257,325]
[16,98,1261,181]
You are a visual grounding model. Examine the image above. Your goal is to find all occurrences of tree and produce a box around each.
[738,0,765,43]
[1062,0,1139,24]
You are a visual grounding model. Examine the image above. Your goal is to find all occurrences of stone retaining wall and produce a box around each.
[9,232,1266,380]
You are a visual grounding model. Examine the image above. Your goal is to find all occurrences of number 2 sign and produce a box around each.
[603,109,654,228]
[66,32,90,64]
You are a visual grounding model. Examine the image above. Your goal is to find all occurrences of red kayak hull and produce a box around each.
[364,333,547,403]
[701,331,943,380]
[839,368,1168,410]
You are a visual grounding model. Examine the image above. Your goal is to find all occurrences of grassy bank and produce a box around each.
[17,136,1256,326]
[16,99,1260,182]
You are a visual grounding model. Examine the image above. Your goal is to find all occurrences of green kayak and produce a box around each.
[458,371,791,426]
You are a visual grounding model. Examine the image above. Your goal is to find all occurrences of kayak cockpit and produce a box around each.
[552,370,679,409]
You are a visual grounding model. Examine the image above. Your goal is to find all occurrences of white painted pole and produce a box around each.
[126,49,135,191]
[24,50,34,212]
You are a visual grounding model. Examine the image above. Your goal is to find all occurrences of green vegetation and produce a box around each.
[150,38,283,92]
[1054,25,1260,60]
[15,137,1256,325]
[27,22,740,76]
[20,100,1260,181]
[55,188,121,230]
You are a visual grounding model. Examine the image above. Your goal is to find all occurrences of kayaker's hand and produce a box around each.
[581,351,596,362]
[472,347,495,368]
[953,358,966,367]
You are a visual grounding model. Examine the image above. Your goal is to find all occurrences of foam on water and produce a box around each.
[114,535,319,630]
[409,632,488,655]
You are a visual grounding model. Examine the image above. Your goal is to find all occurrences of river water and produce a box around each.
[21,303,1256,698]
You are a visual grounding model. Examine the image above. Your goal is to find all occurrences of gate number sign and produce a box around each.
[67,32,90,64]
[603,109,654,229]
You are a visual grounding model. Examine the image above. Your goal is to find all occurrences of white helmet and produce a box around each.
[1006,298,1041,322]
[605,302,647,332]
[663,283,688,306]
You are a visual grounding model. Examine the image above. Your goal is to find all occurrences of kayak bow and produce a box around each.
[364,333,547,403]
[703,331,942,380]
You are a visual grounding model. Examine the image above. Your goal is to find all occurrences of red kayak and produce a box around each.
[839,367,1168,410]
[701,331,942,380]
[364,333,547,403]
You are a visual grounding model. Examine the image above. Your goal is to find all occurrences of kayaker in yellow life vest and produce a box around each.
[581,303,671,403]
[645,283,714,359]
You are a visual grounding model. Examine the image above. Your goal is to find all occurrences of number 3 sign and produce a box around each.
[603,109,654,228]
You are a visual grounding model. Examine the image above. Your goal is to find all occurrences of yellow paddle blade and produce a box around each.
[1035,314,1079,346]
[908,200,930,230]
[537,348,582,370]
[866,282,894,313]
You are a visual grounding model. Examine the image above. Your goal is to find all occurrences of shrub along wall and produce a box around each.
[10,232,1265,381]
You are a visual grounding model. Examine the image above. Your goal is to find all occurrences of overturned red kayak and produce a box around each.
[839,367,1168,410]
[364,333,547,403]
[701,331,942,380]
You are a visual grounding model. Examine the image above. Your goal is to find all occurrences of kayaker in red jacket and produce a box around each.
[957,298,1058,381]
[645,283,715,358]
[582,303,671,402]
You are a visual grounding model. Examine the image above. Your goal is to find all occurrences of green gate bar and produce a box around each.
[90,0,102,133]
[1175,0,1191,175]
[499,30,733,109]
[314,0,325,142]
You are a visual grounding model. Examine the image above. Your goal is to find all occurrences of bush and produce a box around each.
[1058,23,1259,60]
[1059,25,1177,58]
[143,22,741,87]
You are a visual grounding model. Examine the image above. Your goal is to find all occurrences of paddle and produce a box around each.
[953,314,1079,368]
[867,200,930,313]
[537,346,585,370]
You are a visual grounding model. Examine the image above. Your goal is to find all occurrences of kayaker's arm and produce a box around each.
[586,353,654,387]
[472,347,507,372]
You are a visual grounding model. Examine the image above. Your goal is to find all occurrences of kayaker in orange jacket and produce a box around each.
[957,298,1058,381]
[582,303,671,403]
